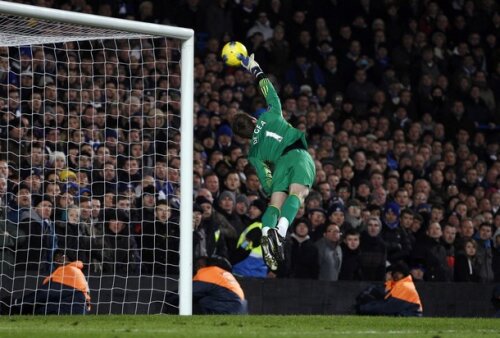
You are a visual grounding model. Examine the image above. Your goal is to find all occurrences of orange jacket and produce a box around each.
[193,266,245,300]
[43,261,91,306]
[385,275,423,313]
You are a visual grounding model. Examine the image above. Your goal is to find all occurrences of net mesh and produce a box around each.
[0,12,182,315]
[0,14,150,46]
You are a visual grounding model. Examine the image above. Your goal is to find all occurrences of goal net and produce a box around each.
[0,2,194,315]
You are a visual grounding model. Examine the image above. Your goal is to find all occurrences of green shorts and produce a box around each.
[271,149,316,193]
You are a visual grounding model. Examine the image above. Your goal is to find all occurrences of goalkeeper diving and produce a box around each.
[231,54,316,271]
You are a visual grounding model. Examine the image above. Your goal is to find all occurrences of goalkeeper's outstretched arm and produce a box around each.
[239,53,281,115]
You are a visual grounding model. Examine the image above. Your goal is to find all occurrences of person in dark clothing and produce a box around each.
[381,202,412,265]
[281,218,319,279]
[411,222,452,282]
[194,202,212,259]
[358,216,387,281]
[474,223,495,283]
[135,185,156,224]
[356,261,423,317]
[454,238,481,282]
[339,228,361,281]
[17,194,58,275]
[55,205,89,268]
[465,86,494,127]
[100,209,140,275]
[443,99,476,139]
[441,223,457,277]
[215,190,245,238]
[141,199,179,275]
[6,183,32,224]
[195,196,230,259]
[196,195,236,260]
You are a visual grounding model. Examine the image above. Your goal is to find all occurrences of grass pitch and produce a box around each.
[0,315,498,338]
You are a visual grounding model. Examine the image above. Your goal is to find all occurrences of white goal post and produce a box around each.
[0,1,194,315]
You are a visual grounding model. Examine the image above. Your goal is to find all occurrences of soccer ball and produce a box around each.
[221,41,248,67]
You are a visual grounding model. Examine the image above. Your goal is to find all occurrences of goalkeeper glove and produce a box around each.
[238,53,263,78]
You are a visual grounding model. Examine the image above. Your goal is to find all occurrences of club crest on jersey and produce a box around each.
[252,120,266,144]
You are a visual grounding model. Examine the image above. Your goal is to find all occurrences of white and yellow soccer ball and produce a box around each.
[221,41,248,67]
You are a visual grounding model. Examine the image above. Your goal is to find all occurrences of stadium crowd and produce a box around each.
[0,0,499,285]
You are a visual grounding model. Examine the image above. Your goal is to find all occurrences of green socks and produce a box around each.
[261,195,301,238]
[262,205,280,230]
[281,194,301,224]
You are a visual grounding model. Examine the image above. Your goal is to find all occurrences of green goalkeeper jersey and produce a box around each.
[248,78,308,193]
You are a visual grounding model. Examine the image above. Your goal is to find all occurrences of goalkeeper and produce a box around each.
[231,54,316,271]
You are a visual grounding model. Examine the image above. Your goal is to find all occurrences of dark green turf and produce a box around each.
[0,315,498,337]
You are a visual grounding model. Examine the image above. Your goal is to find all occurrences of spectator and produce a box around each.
[100,209,140,275]
[326,202,350,233]
[216,190,245,240]
[6,183,32,223]
[240,168,266,200]
[205,0,233,41]
[203,171,220,200]
[456,217,476,254]
[55,205,89,266]
[315,223,342,281]
[282,218,319,279]
[141,199,176,274]
[381,202,412,265]
[442,223,457,274]
[345,69,377,116]
[307,207,327,242]
[137,185,156,223]
[285,52,325,95]
[358,216,387,281]
[195,195,231,260]
[474,223,495,282]
[234,194,250,226]
[454,238,481,282]
[267,24,291,80]
[247,11,274,41]
[339,228,361,281]
[18,194,57,274]
[411,222,453,282]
